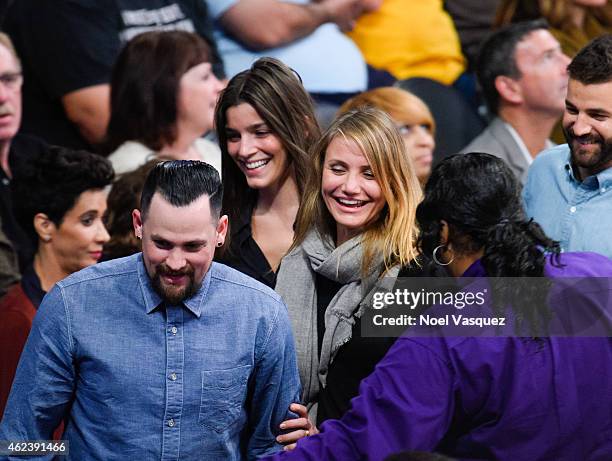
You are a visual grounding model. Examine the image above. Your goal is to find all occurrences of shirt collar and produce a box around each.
[502,121,555,167]
[461,259,487,277]
[563,148,612,191]
[503,121,534,167]
[136,253,214,318]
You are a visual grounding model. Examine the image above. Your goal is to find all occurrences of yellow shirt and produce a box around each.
[348,0,465,85]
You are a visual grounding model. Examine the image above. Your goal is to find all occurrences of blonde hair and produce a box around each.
[293,106,421,274]
[338,87,435,136]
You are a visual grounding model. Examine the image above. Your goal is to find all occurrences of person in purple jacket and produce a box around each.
[264,152,612,461]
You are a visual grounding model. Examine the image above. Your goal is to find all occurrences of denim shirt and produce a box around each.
[523,144,612,259]
[0,254,301,460]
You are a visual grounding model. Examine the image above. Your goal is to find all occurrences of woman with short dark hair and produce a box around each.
[0,146,113,417]
[105,30,223,175]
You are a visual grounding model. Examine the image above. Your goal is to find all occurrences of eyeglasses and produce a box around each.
[396,123,431,136]
[0,72,23,90]
[396,125,413,136]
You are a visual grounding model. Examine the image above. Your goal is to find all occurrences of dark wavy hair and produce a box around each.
[417,153,562,335]
[416,152,560,277]
[11,146,114,247]
[214,57,320,256]
[105,30,211,154]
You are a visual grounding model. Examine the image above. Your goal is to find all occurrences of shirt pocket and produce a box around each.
[198,364,251,433]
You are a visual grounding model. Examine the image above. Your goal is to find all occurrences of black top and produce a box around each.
[316,264,433,425]
[21,264,45,309]
[215,203,276,288]
[317,317,396,425]
[0,134,44,272]
[315,273,343,356]
[3,0,224,150]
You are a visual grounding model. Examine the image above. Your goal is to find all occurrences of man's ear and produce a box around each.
[33,213,55,243]
[495,75,523,105]
[216,214,229,246]
[132,209,143,239]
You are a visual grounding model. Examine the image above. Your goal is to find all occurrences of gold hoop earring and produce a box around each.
[432,245,454,266]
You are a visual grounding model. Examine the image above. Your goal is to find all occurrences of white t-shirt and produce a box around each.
[208,0,367,93]
[108,138,222,177]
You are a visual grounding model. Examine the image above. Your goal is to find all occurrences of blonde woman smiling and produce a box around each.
[275,106,422,425]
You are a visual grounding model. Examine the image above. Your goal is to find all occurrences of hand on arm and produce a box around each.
[61,84,111,146]
[276,403,319,450]
[259,339,456,460]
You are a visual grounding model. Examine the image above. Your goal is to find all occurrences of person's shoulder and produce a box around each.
[547,251,612,277]
[0,283,34,316]
[524,144,569,194]
[57,254,140,289]
[210,262,283,304]
[194,137,220,153]
[108,141,151,175]
[194,138,222,176]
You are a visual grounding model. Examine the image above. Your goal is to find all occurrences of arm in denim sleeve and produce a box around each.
[0,285,75,448]
[260,338,455,461]
[247,300,302,460]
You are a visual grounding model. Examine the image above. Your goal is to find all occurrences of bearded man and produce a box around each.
[0,160,301,460]
[524,34,612,258]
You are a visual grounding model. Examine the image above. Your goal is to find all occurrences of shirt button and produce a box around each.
[168,419,175,427]
[169,373,177,381]
[170,326,178,335]
[570,206,577,213]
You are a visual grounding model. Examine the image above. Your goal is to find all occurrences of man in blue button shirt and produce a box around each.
[0,160,301,460]
[524,34,612,259]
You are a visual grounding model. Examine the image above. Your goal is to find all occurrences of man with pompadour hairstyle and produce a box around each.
[0,160,301,460]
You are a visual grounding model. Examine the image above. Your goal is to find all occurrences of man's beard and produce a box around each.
[564,126,612,174]
[151,263,199,305]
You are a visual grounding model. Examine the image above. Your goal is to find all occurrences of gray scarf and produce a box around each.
[275,229,399,410]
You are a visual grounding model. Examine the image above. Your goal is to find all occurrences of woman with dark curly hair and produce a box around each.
[0,146,113,417]
[265,153,612,461]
